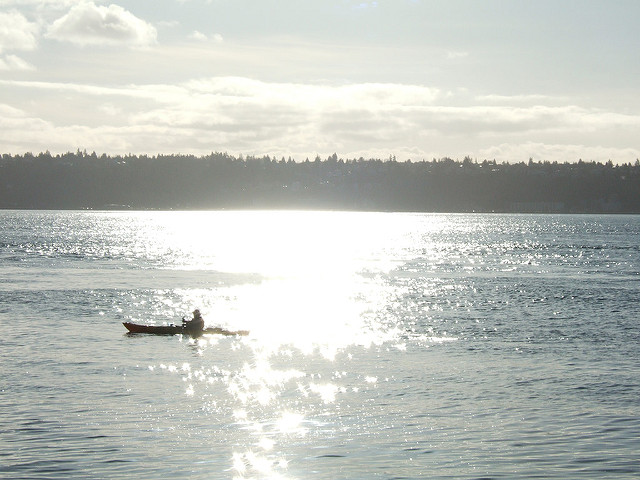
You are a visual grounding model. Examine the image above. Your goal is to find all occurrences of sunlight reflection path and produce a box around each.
[131,211,452,479]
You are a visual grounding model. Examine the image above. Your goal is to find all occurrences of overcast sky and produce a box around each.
[1,0,639,163]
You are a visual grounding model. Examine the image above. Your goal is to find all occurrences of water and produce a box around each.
[1,211,639,479]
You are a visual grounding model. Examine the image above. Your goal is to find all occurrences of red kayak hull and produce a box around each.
[123,322,249,336]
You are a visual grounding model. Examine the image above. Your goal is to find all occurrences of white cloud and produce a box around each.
[46,2,157,47]
[189,31,223,43]
[446,50,468,59]
[98,102,121,116]
[0,11,39,53]
[0,78,164,99]
[0,0,81,6]
[189,30,208,41]
[0,103,25,117]
[0,54,36,71]
[157,20,180,29]
[0,103,135,153]
[1,77,639,163]
[480,142,640,164]
[352,1,378,10]
[475,94,562,104]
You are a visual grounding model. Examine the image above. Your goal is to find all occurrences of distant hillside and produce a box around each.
[1,151,639,213]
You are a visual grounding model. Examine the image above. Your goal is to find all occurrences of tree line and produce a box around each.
[1,151,639,213]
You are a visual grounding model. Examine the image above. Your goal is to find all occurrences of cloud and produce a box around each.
[1,77,639,163]
[475,94,562,104]
[0,10,38,70]
[189,31,223,43]
[0,103,137,153]
[352,1,378,10]
[189,30,207,41]
[0,78,164,99]
[98,102,122,116]
[157,20,180,28]
[480,142,640,164]
[46,2,157,47]
[446,50,468,59]
[0,54,36,71]
[0,0,81,6]
[0,10,39,53]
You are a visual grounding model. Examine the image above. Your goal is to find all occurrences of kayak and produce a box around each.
[123,322,249,336]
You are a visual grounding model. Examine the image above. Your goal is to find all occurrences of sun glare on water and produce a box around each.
[143,210,411,353]
[137,211,446,479]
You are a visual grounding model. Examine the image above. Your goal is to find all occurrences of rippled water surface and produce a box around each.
[1,211,639,479]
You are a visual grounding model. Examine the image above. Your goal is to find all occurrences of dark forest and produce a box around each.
[1,151,639,213]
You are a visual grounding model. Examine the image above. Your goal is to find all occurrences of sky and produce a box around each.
[0,0,639,163]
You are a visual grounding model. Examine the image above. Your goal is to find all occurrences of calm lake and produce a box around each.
[1,210,639,479]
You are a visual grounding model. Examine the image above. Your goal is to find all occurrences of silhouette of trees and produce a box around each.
[1,152,638,212]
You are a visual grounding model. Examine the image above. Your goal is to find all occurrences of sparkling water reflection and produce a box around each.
[1,211,639,479]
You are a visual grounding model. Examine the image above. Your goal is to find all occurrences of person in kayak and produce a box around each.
[183,309,205,334]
